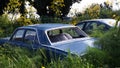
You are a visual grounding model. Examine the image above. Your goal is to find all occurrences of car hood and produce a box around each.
[51,37,96,56]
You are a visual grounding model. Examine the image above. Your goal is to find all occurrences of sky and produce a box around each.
[68,0,120,17]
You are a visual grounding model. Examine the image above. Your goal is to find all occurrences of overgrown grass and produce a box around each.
[0,44,36,68]
[0,44,94,68]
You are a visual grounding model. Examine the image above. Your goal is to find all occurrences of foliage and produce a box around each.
[30,18,41,24]
[99,7,113,18]
[14,16,40,28]
[0,1,120,67]
[95,27,120,67]
[75,4,120,22]
[19,0,26,15]
[0,0,9,15]
[0,14,40,38]
[0,0,26,16]
[75,4,101,22]
[31,0,81,18]
[83,48,107,67]
[47,55,94,68]
[4,0,21,21]
[0,44,94,68]
[0,14,13,37]
[40,16,63,23]
[50,0,65,17]
[0,44,37,68]
[70,4,102,25]
[13,16,31,28]
[0,0,81,18]
[84,4,100,19]
[70,17,79,25]
[4,0,21,13]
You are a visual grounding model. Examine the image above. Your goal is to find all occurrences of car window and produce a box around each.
[48,29,60,36]
[84,21,98,34]
[64,28,79,37]
[24,30,38,44]
[76,22,86,29]
[11,29,25,41]
[98,23,110,31]
[47,27,86,43]
[84,21,111,34]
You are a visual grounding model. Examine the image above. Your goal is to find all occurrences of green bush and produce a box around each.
[14,16,33,28]
[83,47,107,67]
[13,16,41,30]
[30,18,41,24]
[0,14,13,37]
[41,16,63,23]
[95,27,120,67]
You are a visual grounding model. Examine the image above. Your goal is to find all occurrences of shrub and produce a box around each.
[95,27,120,67]
[14,16,33,27]
[0,14,13,37]
[40,16,63,23]
[14,16,41,29]
[30,18,41,24]
[83,47,107,67]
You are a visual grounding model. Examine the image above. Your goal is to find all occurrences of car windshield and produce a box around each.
[47,27,88,43]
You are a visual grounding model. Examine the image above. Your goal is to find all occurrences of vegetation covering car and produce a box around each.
[76,19,120,34]
[0,23,96,56]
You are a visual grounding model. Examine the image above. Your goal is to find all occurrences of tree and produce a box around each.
[50,0,65,17]
[4,0,21,20]
[0,0,26,16]
[85,4,101,19]
[32,0,81,18]
[75,3,120,22]
[19,0,26,16]
[0,0,9,15]
[0,0,81,18]
[75,4,101,22]
[5,0,21,13]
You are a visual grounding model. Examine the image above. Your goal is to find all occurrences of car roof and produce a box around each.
[19,23,75,30]
[81,19,117,27]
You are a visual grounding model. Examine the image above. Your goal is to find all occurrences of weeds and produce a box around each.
[0,44,93,68]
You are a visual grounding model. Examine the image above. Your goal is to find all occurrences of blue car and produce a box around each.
[0,23,95,56]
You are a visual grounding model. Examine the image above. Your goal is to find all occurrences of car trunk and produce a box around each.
[51,37,96,56]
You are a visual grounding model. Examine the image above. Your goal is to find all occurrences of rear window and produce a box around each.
[47,27,87,43]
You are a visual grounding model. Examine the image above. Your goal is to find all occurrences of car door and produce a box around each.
[23,29,39,49]
[9,29,25,46]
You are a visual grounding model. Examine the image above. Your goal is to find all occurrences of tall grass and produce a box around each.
[0,44,94,68]
[0,44,36,68]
